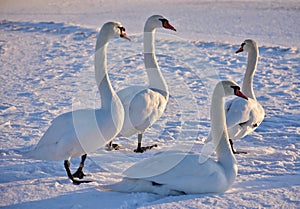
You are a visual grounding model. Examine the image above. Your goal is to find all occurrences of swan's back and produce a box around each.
[144,153,231,194]
[114,151,233,195]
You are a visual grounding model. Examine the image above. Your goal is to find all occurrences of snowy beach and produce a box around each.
[0,0,299,208]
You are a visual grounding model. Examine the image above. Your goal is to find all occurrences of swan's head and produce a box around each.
[236,39,258,53]
[145,15,176,31]
[217,80,248,100]
[101,22,131,41]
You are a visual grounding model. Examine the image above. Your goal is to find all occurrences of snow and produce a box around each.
[0,0,299,208]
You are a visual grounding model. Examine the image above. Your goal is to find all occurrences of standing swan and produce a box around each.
[106,81,248,195]
[225,39,265,154]
[108,15,176,152]
[24,22,130,184]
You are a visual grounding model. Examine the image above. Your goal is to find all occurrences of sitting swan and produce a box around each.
[225,39,265,154]
[105,81,248,195]
[24,22,130,184]
[108,15,176,153]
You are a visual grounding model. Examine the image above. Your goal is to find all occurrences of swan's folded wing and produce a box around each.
[123,151,220,182]
[117,85,145,106]
[225,97,251,128]
[123,151,186,179]
[137,153,228,194]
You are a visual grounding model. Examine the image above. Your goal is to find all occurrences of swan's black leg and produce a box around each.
[72,154,87,179]
[229,139,247,154]
[134,133,157,153]
[64,159,92,185]
[64,160,73,180]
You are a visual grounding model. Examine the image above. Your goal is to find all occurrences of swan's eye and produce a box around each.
[159,18,167,24]
[231,85,248,100]
[231,86,240,91]
[158,18,176,31]
[241,42,246,47]
[117,26,125,32]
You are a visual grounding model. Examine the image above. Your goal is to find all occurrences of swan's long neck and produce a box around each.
[210,89,236,169]
[143,26,168,94]
[95,34,116,109]
[242,48,258,100]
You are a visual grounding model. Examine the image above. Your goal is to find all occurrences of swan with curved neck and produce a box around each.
[225,39,265,154]
[108,15,176,152]
[106,81,248,195]
[24,22,129,184]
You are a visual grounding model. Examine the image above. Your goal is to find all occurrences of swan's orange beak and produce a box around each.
[235,89,248,100]
[120,32,131,41]
[235,47,244,53]
[163,21,176,31]
[236,42,245,53]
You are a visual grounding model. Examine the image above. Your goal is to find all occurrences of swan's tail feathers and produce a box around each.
[22,148,59,161]
[22,151,30,159]
[22,149,45,160]
[102,178,144,193]
[22,148,37,159]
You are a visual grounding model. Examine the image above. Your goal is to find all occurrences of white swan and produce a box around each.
[108,15,176,152]
[105,81,248,195]
[24,22,130,184]
[225,39,265,154]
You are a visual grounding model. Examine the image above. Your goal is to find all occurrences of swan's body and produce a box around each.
[106,81,248,195]
[110,15,176,152]
[117,86,168,138]
[24,22,129,184]
[225,39,265,153]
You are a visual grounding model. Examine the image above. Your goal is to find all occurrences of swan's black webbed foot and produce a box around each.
[64,159,93,185]
[152,181,186,195]
[72,169,86,179]
[106,141,120,151]
[229,139,247,154]
[152,181,163,186]
[233,150,247,154]
[72,179,93,185]
[72,154,88,179]
[134,144,157,153]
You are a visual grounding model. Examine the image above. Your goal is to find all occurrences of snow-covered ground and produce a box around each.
[0,0,299,208]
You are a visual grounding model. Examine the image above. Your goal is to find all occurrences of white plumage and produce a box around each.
[109,15,176,152]
[24,22,129,184]
[105,81,248,195]
[225,39,265,154]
